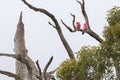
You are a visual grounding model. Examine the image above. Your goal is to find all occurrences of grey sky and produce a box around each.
[0,0,120,80]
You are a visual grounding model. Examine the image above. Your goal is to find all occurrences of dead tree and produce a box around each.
[1,0,119,79]
[0,12,56,80]
[20,0,104,61]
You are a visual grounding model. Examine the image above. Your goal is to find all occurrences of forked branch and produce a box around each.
[35,56,56,80]
[77,0,103,43]
[21,0,75,59]
[76,0,90,28]
[62,0,103,43]
[0,53,32,80]
[61,13,84,32]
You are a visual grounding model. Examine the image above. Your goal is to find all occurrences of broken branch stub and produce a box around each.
[14,12,39,80]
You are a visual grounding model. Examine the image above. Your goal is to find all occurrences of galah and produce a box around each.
[82,23,88,35]
[76,22,81,30]
[83,23,88,30]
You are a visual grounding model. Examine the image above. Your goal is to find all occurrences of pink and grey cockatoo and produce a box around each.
[76,22,81,30]
[82,23,88,35]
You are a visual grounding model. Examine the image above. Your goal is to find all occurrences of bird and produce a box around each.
[82,22,88,35]
[76,22,81,30]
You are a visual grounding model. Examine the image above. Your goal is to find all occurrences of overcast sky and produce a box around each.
[0,0,120,80]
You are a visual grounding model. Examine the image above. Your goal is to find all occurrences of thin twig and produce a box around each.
[48,22,56,29]
[61,20,75,32]
[70,13,76,29]
[61,13,77,32]
[35,60,42,78]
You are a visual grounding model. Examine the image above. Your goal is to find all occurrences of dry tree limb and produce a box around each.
[21,0,75,59]
[62,0,103,43]
[48,22,56,29]
[0,53,21,80]
[35,60,43,80]
[61,20,75,32]
[36,60,42,79]
[70,13,76,30]
[35,57,56,80]
[0,53,33,80]
[43,56,53,80]
[61,13,85,34]
[0,53,32,80]
[0,70,21,80]
[61,13,76,32]
[0,53,55,80]
[0,53,16,57]
[61,13,84,32]
[76,0,90,28]
[76,0,103,43]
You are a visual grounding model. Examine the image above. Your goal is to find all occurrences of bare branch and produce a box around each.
[0,53,33,80]
[48,22,56,29]
[21,0,75,59]
[0,53,32,75]
[0,70,21,80]
[35,60,42,79]
[61,20,75,32]
[76,0,82,5]
[76,0,104,43]
[61,19,84,33]
[70,13,76,29]
[0,53,16,58]
[77,0,90,29]
[61,13,77,32]
[0,54,33,80]
[60,0,104,43]
[86,30,103,43]
[21,0,59,28]
[43,56,53,80]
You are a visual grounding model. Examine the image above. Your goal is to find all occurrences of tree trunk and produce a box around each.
[14,12,39,80]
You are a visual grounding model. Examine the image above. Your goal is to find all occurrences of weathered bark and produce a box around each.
[14,12,39,80]
[14,12,27,80]
[13,12,56,80]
